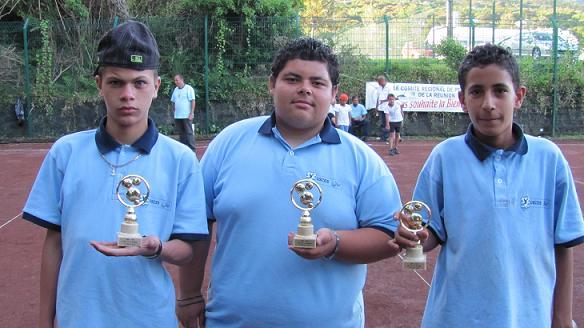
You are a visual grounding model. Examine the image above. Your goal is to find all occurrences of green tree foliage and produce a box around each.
[435,37,467,71]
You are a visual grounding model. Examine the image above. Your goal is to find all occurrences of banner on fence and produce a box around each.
[365,82,463,113]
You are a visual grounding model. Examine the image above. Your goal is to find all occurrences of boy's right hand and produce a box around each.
[392,211,429,249]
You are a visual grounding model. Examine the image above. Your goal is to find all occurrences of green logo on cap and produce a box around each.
[130,55,143,63]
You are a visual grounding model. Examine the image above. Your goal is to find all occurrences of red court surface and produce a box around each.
[0,139,583,327]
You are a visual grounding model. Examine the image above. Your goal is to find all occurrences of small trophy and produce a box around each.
[399,201,432,270]
[116,175,151,247]
[290,178,323,248]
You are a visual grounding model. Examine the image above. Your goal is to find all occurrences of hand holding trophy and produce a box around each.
[398,201,432,270]
[290,178,323,248]
[116,175,151,247]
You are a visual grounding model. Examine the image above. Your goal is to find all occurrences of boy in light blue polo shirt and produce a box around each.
[393,44,584,327]
[22,21,208,327]
[178,37,403,327]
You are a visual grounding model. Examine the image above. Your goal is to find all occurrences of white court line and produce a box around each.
[398,254,432,287]
[575,179,584,186]
[0,213,22,230]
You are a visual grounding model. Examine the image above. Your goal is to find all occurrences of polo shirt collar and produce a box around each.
[95,117,159,154]
[258,112,341,144]
[464,123,528,161]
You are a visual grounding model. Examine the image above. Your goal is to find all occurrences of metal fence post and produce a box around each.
[384,16,390,74]
[519,0,524,57]
[22,18,31,137]
[551,0,558,136]
[491,0,496,44]
[204,15,210,133]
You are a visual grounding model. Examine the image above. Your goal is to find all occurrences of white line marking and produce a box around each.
[0,213,21,230]
[398,254,432,287]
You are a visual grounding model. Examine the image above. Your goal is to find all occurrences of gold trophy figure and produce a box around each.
[399,201,432,270]
[116,175,151,247]
[290,179,323,248]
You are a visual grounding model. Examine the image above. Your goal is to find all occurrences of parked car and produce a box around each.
[499,30,579,58]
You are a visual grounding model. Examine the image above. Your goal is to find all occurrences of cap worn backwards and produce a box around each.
[94,20,160,75]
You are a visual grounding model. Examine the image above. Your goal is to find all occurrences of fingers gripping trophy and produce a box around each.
[116,175,151,247]
[290,178,323,248]
[399,201,432,270]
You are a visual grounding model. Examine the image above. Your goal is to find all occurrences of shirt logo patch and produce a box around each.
[130,55,143,63]
[520,195,549,209]
[306,172,341,189]
[146,197,171,210]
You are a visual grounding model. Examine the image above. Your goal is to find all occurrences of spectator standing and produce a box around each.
[334,93,352,132]
[385,94,404,155]
[374,75,392,141]
[171,74,197,152]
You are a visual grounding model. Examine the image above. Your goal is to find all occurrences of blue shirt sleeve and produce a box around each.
[22,144,66,230]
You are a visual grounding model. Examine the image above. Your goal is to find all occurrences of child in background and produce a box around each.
[334,93,352,132]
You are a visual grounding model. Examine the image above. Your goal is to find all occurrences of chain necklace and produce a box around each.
[99,152,143,176]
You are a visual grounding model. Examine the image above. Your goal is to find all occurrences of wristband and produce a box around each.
[323,230,340,261]
[143,239,163,259]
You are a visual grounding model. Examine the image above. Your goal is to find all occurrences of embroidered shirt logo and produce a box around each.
[306,172,341,189]
[520,195,549,209]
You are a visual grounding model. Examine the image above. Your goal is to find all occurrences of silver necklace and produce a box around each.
[99,152,143,176]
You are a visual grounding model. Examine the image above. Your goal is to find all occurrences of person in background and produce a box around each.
[349,95,369,141]
[334,92,352,132]
[171,74,197,152]
[374,75,392,141]
[384,93,404,156]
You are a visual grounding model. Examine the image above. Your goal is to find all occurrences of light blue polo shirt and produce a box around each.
[23,118,208,328]
[350,103,367,119]
[202,114,402,327]
[171,84,195,119]
[412,124,584,328]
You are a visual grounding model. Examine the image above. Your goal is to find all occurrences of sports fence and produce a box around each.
[0,14,583,140]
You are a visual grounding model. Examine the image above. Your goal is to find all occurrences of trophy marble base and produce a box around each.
[117,231,142,247]
[293,234,317,248]
[402,244,426,270]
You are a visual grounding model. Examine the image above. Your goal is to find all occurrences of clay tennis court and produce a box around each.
[1,139,583,327]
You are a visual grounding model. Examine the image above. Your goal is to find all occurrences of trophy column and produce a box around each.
[399,201,432,270]
[116,175,151,247]
[290,179,323,249]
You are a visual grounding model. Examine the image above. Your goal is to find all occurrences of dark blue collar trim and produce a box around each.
[95,117,159,154]
[464,123,528,161]
[258,112,341,144]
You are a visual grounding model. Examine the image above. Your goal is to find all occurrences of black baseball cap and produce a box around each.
[94,20,160,76]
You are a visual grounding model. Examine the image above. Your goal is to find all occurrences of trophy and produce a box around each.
[290,178,323,248]
[116,175,151,247]
[399,201,432,270]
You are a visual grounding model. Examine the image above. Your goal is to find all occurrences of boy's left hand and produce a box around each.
[288,228,336,260]
[90,236,161,257]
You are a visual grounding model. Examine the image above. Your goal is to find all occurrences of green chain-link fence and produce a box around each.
[0,14,582,140]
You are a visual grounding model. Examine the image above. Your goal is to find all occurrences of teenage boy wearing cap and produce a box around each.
[334,93,352,132]
[22,21,208,327]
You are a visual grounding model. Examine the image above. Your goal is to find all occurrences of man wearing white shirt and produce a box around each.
[375,75,392,141]
[171,74,196,152]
